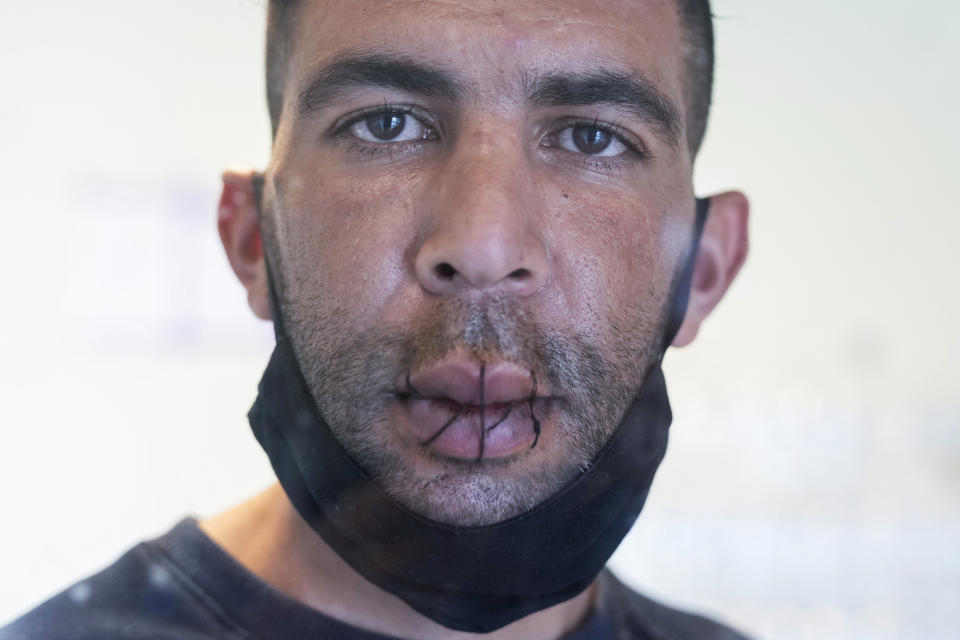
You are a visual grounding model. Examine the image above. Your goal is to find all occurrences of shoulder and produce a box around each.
[597,570,753,640]
[0,531,244,640]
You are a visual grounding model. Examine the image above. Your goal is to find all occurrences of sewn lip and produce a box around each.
[400,396,544,460]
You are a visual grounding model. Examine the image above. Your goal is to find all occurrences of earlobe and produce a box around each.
[672,191,749,347]
[218,169,272,320]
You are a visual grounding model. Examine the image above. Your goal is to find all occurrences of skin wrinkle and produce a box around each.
[281,2,687,125]
[361,0,676,33]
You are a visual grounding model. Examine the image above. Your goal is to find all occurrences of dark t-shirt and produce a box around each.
[1,519,749,639]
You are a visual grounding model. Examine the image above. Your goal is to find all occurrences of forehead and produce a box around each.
[285,0,686,111]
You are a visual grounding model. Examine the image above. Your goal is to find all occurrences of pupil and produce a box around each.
[367,112,405,140]
[572,126,610,154]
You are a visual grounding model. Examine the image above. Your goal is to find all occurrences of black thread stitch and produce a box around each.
[422,405,465,446]
[528,371,541,449]
[485,404,514,434]
[407,372,465,446]
[477,362,486,461]
[405,371,422,399]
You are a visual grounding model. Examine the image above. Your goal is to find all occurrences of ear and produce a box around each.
[672,190,749,347]
[218,169,271,320]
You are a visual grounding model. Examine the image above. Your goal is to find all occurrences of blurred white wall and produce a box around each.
[0,1,957,638]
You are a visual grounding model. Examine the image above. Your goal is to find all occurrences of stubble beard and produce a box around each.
[282,289,665,527]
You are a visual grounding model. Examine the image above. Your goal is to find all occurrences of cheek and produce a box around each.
[277,172,417,321]
[548,194,673,338]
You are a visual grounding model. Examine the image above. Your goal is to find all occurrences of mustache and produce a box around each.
[298,295,611,406]
[387,297,599,395]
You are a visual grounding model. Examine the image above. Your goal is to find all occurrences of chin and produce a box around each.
[399,472,548,527]
[377,444,584,527]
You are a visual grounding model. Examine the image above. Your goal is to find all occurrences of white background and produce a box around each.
[1,1,958,638]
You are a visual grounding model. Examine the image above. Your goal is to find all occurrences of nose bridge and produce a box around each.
[414,122,549,298]
[446,134,530,233]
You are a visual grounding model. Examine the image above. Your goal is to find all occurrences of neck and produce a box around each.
[200,483,597,640]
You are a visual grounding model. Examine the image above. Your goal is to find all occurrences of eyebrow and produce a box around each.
[529,70,683,147]
[297,51,464,116]
[296,52,682,148]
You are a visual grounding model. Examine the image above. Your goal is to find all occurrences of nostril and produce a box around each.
[434,263,457,280]
[507,268,531,281]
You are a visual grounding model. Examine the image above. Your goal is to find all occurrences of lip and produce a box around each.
[404,358,548,406]
[392,357,555,461]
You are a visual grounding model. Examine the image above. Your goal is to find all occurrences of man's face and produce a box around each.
[261,0,696,526]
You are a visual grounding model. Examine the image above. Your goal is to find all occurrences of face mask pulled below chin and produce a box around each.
[247,198,710,634]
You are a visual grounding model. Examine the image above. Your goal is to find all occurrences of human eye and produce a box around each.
[557,124,627,156]
[542,119,648,161]
[335,105,439,144]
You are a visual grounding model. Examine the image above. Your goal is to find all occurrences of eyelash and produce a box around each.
[326,103,434,159]
[543,116,651,175]
[328,105,650,171]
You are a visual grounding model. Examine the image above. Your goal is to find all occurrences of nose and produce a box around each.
[414,143,549,298]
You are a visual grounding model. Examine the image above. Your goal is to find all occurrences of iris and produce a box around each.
[364,112,406,140]
[572,125,612,154]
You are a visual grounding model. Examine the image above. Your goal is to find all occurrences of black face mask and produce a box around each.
[248,198,709,634]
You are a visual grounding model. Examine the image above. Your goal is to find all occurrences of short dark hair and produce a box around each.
[265,0,714,155]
